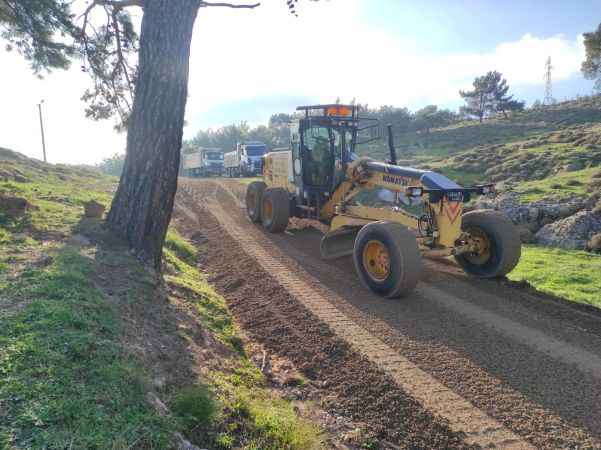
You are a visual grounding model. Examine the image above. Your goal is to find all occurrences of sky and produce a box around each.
[0,0,599,165]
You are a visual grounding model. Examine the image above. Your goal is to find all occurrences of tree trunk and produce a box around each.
[107,0,200,270]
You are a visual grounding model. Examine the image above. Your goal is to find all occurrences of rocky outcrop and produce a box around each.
[474,193,586,231]
[472,192,601,249]
[83,200,105,218]
[0,167,28,183]
[535,210,601,250]
[0,195,36,217]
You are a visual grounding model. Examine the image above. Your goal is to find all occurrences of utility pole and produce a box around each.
[37,100,47,163]
[543,57,554,106]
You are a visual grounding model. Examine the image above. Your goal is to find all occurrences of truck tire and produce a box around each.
[246,181,267,223]
[353,221,421,298]
[455,210,521,278]
[261,187,289,232]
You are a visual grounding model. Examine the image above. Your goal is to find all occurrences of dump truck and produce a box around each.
[224,142,267,177]
[245,104,521,298]
[182,148,224,177]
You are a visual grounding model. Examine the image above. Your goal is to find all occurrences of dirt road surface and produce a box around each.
[175,178,601,449]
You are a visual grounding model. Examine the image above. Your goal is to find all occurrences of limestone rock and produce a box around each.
[536,210,601,250]
[83,200,105,218]
[587,233,601,253]
[564,161,584,172]
[0,195,35,217]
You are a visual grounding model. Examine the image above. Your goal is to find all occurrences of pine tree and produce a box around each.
[459,73,495,123]
[582,23,601,91]
[0,0,77,71]
[1,0,314,270]
[460,71,522,121]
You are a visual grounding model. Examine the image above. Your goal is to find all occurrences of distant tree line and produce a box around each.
[185,70,530,153]
[186,104,461,153]
[188,114,292,153]
[96,153,125,176]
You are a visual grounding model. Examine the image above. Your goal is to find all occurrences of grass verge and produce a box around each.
[508,245,601,307]
[1,148,324,449]
[163,230,324,449]
[0,248,174,449]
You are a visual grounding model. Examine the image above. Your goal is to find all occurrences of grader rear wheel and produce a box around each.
[246,181,266,223]
[353,221,421,298]
[261,187,290,233]
[455,210,521,278]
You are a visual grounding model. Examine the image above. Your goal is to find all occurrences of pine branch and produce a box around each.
[199,1,260,8]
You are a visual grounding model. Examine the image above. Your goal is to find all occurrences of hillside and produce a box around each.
[362,97,601,203]
[361,95,601,177]
[0,148,328,450]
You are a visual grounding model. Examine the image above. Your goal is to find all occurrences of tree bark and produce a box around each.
[107,0,200,270]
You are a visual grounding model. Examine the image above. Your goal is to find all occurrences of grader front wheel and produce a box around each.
[353,221,422,298]
[455,210,521,278]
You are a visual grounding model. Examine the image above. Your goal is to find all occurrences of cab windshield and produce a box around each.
[246,146,266,157]
[206,152,223,160]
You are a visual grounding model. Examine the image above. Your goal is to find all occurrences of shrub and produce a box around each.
[171,384,218,430]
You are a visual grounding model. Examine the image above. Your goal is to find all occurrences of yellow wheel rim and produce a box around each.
[465,227,491,265]
[362,240,390,282]
[262,198,273,222]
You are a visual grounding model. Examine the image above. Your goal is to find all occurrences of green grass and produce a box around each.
[171,384,218,432]
[0,249,174,449]
[511,167,597,202]
[0,149,115,235]
[1,149,324,450]
[164,229,324,450]
[165,228,198,265]
[208,363,323,450]
[508,245,601,307]
[435,167,487,186]
[163,243,244,354]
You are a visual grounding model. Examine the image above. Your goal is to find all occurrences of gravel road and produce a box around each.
[176,178,601,449]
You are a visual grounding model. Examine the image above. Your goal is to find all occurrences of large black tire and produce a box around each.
[353,221,421,298]
[246,181,266,223]
[455,210,521,278]
[261,187,290,232]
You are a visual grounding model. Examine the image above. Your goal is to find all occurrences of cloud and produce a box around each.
[0,0,588,163]
[186,1,586,120]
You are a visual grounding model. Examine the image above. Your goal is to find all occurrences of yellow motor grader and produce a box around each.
[245,104,521,298]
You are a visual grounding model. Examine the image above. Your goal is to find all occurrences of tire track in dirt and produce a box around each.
[218,179,601,379]
[182,182,533,449]
[176,186,469,449]
[205,178,601,449]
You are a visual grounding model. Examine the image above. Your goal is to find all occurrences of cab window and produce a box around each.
[302,126,334,187]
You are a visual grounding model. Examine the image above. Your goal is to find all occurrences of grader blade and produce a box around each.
[320,227,359,260]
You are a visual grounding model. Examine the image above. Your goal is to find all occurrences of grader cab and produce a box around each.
[245,104,521,298]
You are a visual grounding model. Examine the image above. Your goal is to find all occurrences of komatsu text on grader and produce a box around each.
[245,104,521,298]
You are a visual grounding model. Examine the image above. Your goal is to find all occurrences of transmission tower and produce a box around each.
[543,56,554,105]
